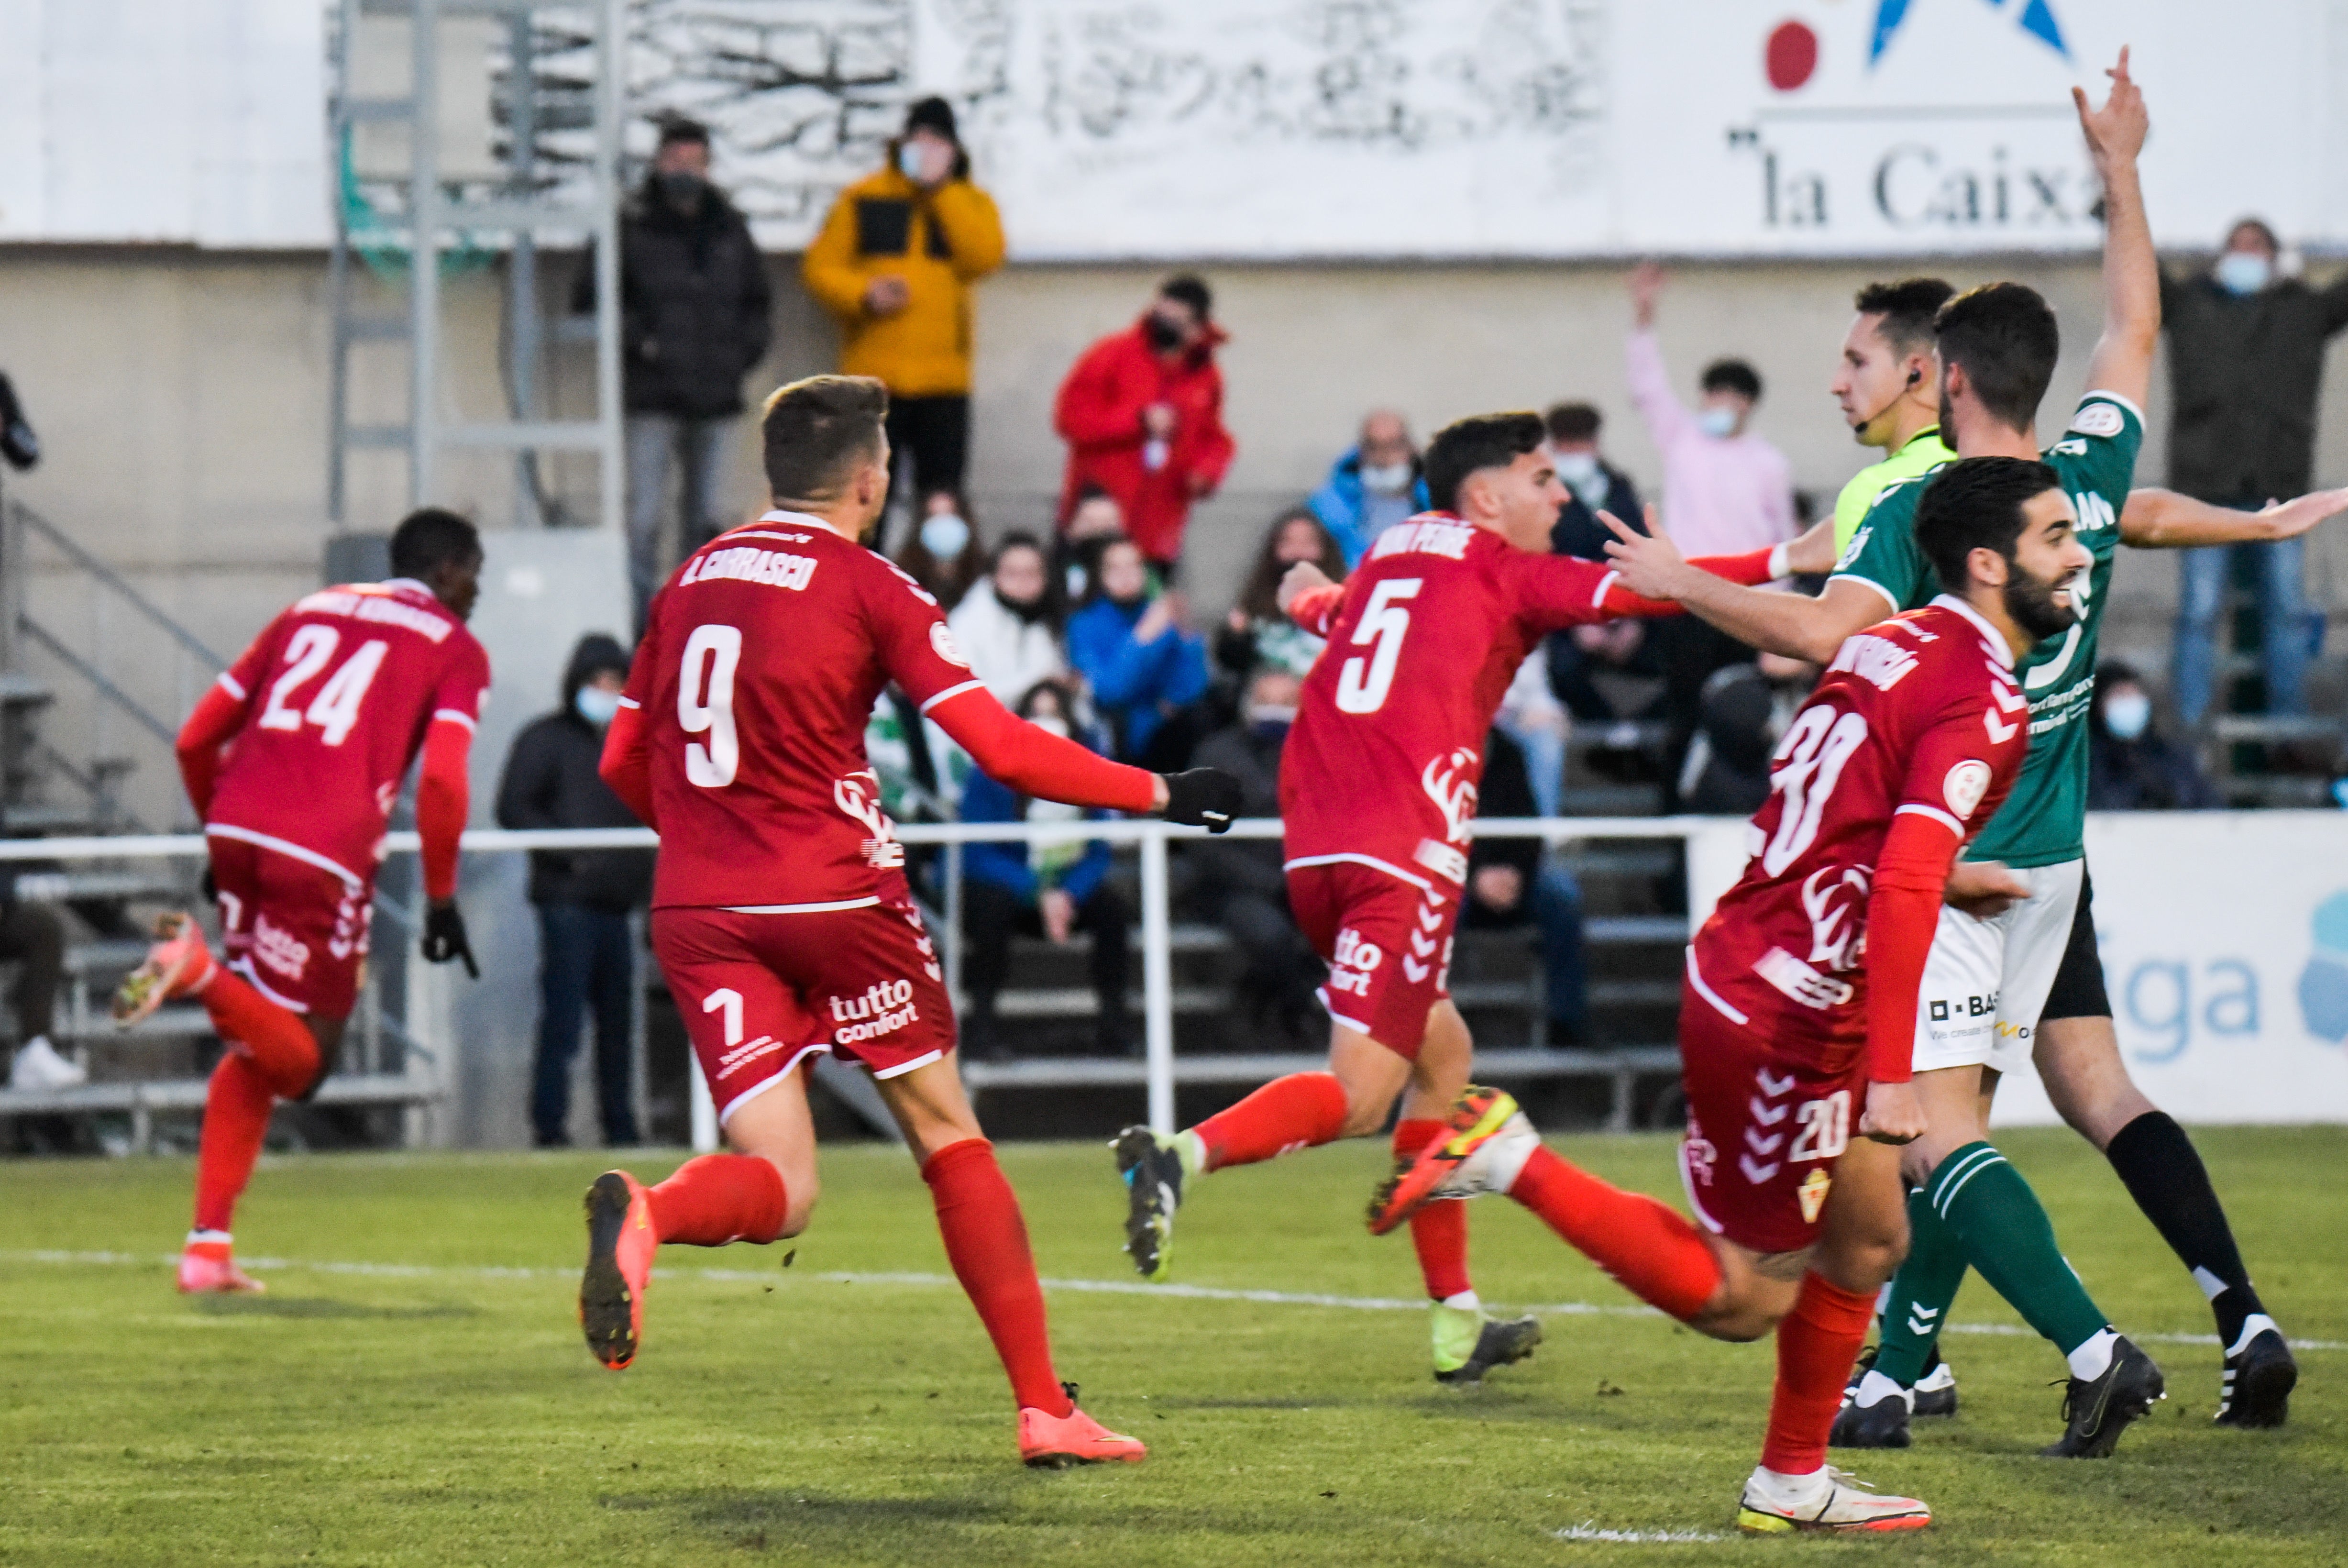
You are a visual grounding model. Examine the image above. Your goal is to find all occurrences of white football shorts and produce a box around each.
[1910,857,2084,1077]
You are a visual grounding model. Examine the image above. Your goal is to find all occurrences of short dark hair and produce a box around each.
[657,117,709,149]
[1423,411,1545,513]
[761,375,888,502]
[2226,217,2280,254]
[1700,358,1763,401]
[1913,456,2061,592]
[1159,274,1213,320]
[1934,283,2059,432]
[1854,277,1955,355]
[389,508,481,579]
[1543,401,1602,443]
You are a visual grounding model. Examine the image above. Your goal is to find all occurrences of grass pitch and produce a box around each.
[2,1126,2341,1566]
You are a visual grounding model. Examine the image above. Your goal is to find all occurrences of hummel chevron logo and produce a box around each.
[1409,930,1437,958]
[1402,957,1430,983]
[1744,1127,1784,1156]
[1417,905,1444,932]
[1740,1155,1781,1184]
[1749,1098,1791,1126]
[1756,1068,1795,1098]
[1985,708,2018,743]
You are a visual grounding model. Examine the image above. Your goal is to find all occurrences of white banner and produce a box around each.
[6,1,2343,257]
[1685,812,2348,1126]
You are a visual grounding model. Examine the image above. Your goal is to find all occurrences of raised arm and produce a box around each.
[2120,486,2348,549]
[2078,48,2158,410]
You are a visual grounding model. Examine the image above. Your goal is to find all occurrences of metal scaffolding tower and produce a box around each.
[326,0,626,532]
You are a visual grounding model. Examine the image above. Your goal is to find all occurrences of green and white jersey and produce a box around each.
[1829,391,2142,868]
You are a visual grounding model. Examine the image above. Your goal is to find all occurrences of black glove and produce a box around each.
[421,901,480,979]
[1159,768,1243,834]
[200,865,218,905]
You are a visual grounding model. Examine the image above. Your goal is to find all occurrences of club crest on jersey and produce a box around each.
[833,772,905,870]
[2068,401,2125,439]
[1798,1167,1833,1224]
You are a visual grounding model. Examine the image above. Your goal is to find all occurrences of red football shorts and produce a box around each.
[1286,859,1456,1060]
[1676,979,1865,1256]
[207,832,371,1019]
[651,883,955,1126]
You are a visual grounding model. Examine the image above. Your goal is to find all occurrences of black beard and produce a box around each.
[2003,562,2078,643]
[1937,385,1956,437]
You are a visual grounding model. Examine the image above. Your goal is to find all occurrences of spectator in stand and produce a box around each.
[802,96,1005,550]
[1543,402,1645,562]
[1216,507,1347,681]
[893,486,986,610]
[1624,263,1795,557]
[1496,647,1569,819]
[947,532,1067,705]
[0,876,72,1090]
[1308,409,1429,565]
[1053,276,1236,572]
[1055,486,1129,604]
[1466,728,1589,1046]
[495,634,655,1148]
[1676,653,1819,816]
[958,680,1132,1060]
[2164,219,2348,725]
[2089,661,2220,810]
[581,118,773,628]
[1067,537,1211,768]
[1188,668,1323,1038]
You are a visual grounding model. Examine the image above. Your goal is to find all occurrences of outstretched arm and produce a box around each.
[2120,486,2348,550]
[2078,48,2158,410]
[1601,511,1885,663]
[928,686,1162,814]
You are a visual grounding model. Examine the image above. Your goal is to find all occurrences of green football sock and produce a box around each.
[1920,1141,2107,1359]
[1873,1186,1970,1387]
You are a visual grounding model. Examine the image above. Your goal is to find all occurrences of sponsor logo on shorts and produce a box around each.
[829,978,920,1046]
[252,912,311,982]
[715,1034,789,1081]
[1927,992,1999,1023]
[1328,927,1382,997]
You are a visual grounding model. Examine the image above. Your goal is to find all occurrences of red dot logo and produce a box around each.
[1765,20,1819,92]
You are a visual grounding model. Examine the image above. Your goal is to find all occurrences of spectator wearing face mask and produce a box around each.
[2163,219,2348,726]
[1187,668,1324,1038]
[958,681,1133,1060]
[577,119,772,629]
[802,96,1005,551]
[1465,728,1589,1047]
[893,486,986,610]
[1623,263,1795,558]
[1308,409,1429,565]
[947,532,1068,705]
[1053,275,1236,571]
[1542,401,1646,562]
[2088,661,2220,810]
[496,634,657,1148]
[1053,486,1128,604]
[1066,537,1211,768]
[1217,507,1348,680]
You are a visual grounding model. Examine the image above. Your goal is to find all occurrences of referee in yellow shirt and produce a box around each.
[1828,278,1956,556]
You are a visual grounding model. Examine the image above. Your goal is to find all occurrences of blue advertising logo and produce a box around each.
[1870,0,2071,66]
[2295,893,2348,1044]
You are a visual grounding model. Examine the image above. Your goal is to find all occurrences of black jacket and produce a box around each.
[2088,729,2220,812]
[576,177,773,419]
[1186,721,1288,902]
[1549,463,1646,561]
[496,638,655,909]
[1468,728,1541,890]
[2161,268,2348,501]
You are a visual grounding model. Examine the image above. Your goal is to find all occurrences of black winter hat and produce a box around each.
[904,96,959,144]
[563,632,631,704]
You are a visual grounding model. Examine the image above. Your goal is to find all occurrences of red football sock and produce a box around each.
[1761,1272,1877,1476]
[1192,1072,1349,1172]
[1506,1145,1723,1321]
[193,1050,276,1235]
[922,1138,1071,1417]
[197,968,319,1096]
[647,1154,788,1246]
[1394,1118,1471,1301]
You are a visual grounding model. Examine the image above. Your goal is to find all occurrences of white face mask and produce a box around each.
[1359,460,1413,495]
[920,512,970,559]
[1551,451,1600,487]
[2216,252,2273,296]
[1029,714,1070,740]
[2103,691,2151,741]
[575,686,622,727]
[1698,406,1740,440]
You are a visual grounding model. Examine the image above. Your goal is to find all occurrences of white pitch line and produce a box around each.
[1554,1522,1728,1543]
[6,1250,2338,1351]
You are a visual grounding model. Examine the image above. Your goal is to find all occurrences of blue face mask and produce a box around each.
[575,686,622,727]
[2216,252,2273,296]
[920,512,970,560]
[2102,691,2151,741]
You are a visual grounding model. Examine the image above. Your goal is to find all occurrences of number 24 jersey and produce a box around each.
[1689,597,2028,1068]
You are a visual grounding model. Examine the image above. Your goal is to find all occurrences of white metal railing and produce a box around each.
[0,817,1721,1145]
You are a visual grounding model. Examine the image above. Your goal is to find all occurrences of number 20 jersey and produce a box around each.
[206,579,491,886]
[1689,597,2029,1070]
[624,511,982,911]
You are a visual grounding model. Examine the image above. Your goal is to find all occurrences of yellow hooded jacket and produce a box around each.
[801,166,1006,398]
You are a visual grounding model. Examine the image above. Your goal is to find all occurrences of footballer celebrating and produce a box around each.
[1387,457,2093,1532]
[117,508,491,1292]
[1113,410,1786,1384]
[581,375,1240,1468]
[1604,51,2333,1440]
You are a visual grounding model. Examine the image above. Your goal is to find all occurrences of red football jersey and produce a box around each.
[1279,513,1673,892]
[206,579,491,885]
[1688,597,2028,1068]
[625,510,983,911]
